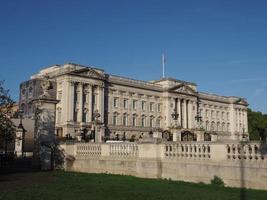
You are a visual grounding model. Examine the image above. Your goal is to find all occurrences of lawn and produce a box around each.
[0,171,267,200]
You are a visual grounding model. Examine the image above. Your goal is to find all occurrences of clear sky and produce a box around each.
[0,0,267,113]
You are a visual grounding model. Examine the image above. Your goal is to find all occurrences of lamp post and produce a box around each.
[92,110,102,143]
[171,98,180,141]
[16,109,26,157]
[195,97,203,129]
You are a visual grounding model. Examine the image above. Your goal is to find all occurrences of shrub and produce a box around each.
[210,176,224,187]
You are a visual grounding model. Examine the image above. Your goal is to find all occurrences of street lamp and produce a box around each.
[195,97,203,129]
[17,109,26,157]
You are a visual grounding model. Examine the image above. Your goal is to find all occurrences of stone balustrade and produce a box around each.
[61,141,267,190]
[76,143,101,157]
[68,141,267,162]
[226,142,266,162]
[164,142,211,159]
[109,143,138,158]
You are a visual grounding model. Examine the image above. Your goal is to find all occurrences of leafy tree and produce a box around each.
[247,108,267,140]
[0,80,16,154]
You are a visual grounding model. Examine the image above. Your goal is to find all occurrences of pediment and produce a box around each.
[72,68,105,80]
[168,83,197,95]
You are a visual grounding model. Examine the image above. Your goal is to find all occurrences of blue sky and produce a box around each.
[0,0,267,113]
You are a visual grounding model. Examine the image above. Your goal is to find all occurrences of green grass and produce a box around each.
[1,171,267,200]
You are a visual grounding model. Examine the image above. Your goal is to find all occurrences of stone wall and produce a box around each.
[60,141,267,190]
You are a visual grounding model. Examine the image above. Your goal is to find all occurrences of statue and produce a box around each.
[40,76,53,98]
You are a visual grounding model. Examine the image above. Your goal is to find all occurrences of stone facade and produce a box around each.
[20,63,248,141]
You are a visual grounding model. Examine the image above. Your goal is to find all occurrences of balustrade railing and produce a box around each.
[76,143,101,157]
[226,142,266,161]
[109,143,138,158]
[164,142,211,159]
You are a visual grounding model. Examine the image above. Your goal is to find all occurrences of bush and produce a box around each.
[210,176,224,187]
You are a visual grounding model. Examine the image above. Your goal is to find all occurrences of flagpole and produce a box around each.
[162,54,165,78]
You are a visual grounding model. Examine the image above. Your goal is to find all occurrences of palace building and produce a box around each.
[19,63,249,142]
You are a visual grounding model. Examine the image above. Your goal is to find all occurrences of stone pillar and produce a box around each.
[88,85,93,122]
[173,130,177,141]
[188,101,192,129]
[244,109,248,133]
[236,108,240,133]
[33,97,59,170]
[15,125,26,157]
[183,99,187,129]
[229,104,235,138]
[98,86,104,123]
[165,97,171,128]
[68,81,75,122]
[77,83,83,123]
[177,98,181,126]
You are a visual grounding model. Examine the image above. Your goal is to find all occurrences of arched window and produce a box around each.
[141,115,146,127]
[217,122,220,131]
[123,114,128,126]
[211,121,215,131]
[132,114,136,126]
[205,121,209,131]
[150,116,154,127]
[156,118,161,127]
[222,122,225,132]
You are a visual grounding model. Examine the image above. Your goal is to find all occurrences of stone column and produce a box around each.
[165,97,171,128]
[236,108,240,132]
[88,85,93,122]
[33,98,59,170]
[68,81,75,122]
[177,98,181,126]
[98,86,104,123]
[188,101,192,129]
[244,109,248,133]
[62,80,74,123]
[77,83,83,123]
[183,99,187,129]
[229,104,235,138]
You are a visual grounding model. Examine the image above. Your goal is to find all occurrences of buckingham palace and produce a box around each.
[19,63,249,142]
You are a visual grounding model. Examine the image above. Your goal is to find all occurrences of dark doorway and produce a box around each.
[181,131,196,141]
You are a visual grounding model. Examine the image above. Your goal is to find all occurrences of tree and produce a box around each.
[0,80,16,154]
[247,108,267,140]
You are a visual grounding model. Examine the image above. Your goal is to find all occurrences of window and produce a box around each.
[157,104,161,112]
[205,110,208,118]
[216,111,220,119]
[141,101,146,111]
[113,115,117,125]
[156,118,161,127]
[150,102,154,112]
[132,115,136,126]
[123,114,127,126]
[114,98,118,108]
[227,123,230,132]
[222,123,225,132]
[149,117,154,127]
[222,112,225,120]
[123,99,128,109]
[141,116,146,127]
[227,112,229,120]
[217,122,220,131]
[133,100,137,110]
[211,110,214,118]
